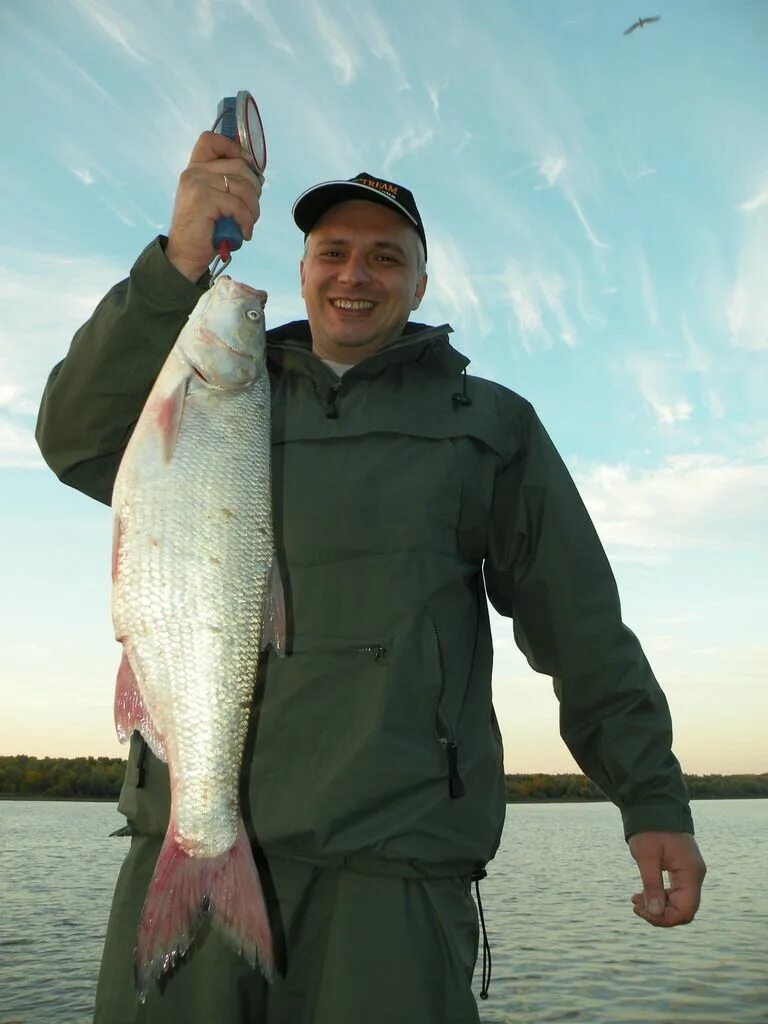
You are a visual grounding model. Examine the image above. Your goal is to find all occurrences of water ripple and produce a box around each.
[1,799,766,1023]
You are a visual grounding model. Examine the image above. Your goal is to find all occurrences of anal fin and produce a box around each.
[114,644,168,762]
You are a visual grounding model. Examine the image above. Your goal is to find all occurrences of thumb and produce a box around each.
[641,884,666,917]
[629,835,666,916]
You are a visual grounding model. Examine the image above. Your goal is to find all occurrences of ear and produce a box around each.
[299,259,306,298]
[411,273,428,311]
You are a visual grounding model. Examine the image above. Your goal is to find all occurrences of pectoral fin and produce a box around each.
[261,556,287,656]
[155,375,190,463]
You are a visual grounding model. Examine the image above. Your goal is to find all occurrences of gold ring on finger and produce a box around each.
[223,174,230,193]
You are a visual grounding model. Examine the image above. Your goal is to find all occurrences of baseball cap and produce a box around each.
[292,172,427,261]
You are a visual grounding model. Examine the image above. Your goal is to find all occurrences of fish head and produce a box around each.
[179,277,268,390]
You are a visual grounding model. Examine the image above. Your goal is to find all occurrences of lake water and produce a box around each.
[1,799,766,1023]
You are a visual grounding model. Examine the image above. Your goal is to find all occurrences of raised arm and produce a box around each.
[36,133,262,505]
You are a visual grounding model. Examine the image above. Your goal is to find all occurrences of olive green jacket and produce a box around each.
[36,238,693,875]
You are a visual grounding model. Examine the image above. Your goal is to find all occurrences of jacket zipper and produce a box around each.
[291,641,387,660]
[426,609,465,799]
[353,644,386,660]
[324,384,340,419]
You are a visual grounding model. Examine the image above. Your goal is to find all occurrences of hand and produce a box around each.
[165,131,264,282]
[628,830,706,927]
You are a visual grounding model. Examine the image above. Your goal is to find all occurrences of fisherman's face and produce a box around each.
[300,200,428,363]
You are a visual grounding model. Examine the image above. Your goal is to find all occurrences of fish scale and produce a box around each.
[110,276,280,995]
[115,377,271,852]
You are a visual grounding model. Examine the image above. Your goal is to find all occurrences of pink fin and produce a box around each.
[155,375,189,463]
[114,645,167,761]
[134,819,274,999]
[261,556,286,656]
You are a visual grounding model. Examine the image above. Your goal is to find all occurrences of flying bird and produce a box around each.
[623,15,661,35]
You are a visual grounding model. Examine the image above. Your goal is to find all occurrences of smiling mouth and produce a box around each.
[330,299,376,311]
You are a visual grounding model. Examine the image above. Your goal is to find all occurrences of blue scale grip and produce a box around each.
[213,97,243,253]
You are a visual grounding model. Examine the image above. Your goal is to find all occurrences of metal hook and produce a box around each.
[209,246,232,284]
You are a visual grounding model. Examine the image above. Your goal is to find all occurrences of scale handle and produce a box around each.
[213,97,243,254]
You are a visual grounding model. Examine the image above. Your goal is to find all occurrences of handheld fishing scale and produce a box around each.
[209,90,267,280]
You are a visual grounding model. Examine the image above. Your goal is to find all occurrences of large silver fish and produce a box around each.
[110,275,282,997]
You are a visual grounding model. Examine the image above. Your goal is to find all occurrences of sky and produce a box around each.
[0,0,766,776]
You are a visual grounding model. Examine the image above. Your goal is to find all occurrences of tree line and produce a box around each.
[1,755,766,801]
[0,755,125,799]
[504,772,768,801]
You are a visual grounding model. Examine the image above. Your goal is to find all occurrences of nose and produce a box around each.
[337,251,371,286]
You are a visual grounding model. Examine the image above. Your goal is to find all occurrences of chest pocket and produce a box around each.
[273,433,462,565]
[269,371,509,568]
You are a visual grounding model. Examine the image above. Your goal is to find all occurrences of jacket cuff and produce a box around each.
[622,803,695,841]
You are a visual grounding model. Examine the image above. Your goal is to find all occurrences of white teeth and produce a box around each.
[332,299,375,310]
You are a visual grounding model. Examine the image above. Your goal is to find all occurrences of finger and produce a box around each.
[195,156,264,189]
[632,898,683,928]
[188,130,244,165]
[632,860,666,918]
[213,175,260,238]
[206,167,262,219]
[628,833,672,918]
[631,882,701,928]
[210,193,258,241]
[166,189,256,280]
[188,162,263,225]
[631,886,673,926]
[177,165,259,230]
[667,878,703,924]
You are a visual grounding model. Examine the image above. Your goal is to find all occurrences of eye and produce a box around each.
[245,308,262,321]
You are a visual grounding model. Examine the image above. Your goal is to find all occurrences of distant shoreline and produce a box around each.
[1,794,766,803]
[0,793,118,802]
[2,757,766,802]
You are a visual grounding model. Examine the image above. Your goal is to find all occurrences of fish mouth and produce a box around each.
[199,326,248,357]
[189,363,257,391]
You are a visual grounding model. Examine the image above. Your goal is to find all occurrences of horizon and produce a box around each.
[1,1,766,775]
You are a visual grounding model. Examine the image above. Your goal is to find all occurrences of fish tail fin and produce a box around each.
[134,818,274,999]
[208,821,275,979]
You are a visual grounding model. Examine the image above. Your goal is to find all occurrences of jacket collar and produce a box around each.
[266,320,469,380]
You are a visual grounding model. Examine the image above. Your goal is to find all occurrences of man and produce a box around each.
[36,133,705,1024]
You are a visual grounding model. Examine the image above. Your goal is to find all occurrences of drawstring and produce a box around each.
[472,867,492,999]
[452,368,472,407]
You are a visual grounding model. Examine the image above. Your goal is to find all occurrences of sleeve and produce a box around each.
[35,237,209,505]
[484,399,694,839]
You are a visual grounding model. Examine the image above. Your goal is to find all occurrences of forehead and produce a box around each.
[309,199,419,253]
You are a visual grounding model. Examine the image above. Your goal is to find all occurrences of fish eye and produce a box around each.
[245,308,262,321]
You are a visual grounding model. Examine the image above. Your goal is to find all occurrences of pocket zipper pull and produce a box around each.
[442,739,465,799]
